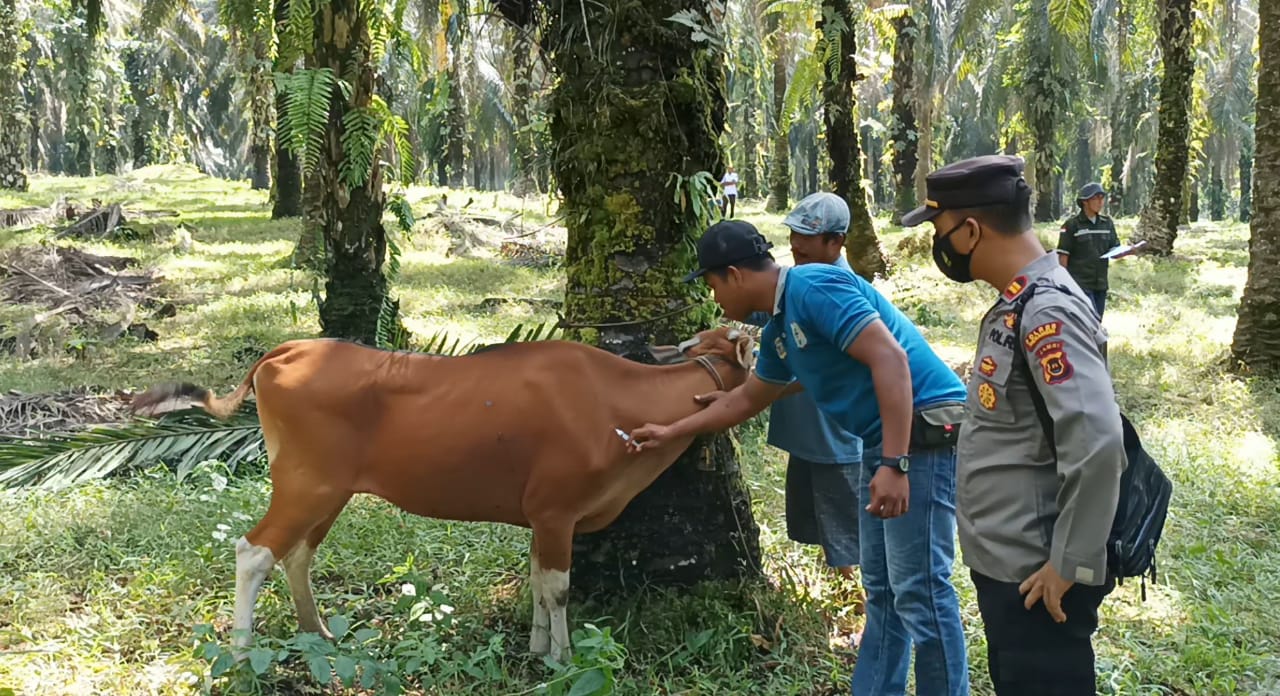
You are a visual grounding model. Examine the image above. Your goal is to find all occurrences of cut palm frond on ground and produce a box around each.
[0,405,265,490]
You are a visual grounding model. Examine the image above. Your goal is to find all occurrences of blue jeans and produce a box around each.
[1083,288,1107,318]
[853,445,968,696]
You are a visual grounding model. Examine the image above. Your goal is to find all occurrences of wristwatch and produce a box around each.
[879,455,910,474]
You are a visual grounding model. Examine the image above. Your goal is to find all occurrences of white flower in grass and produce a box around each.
[400,583,416,597]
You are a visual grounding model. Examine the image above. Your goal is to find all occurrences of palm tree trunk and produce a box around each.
[820,0,885,280]
[546,0,761,593]
[249,35,273,191]
[889,11,917,224]
[1027,0,1057,222]
[314,0,392,344]
[1232,0,1280,373]
[509,28,541,196]
[1239,139,1253,222]
[741,96,759,198]
[1074,119,1092,190]
[271,84,304,218]
[766,11,789,212]
[271,0,304,219]
[446,65,468,188]
[0,0,28,191]
[1136,0,1197,254]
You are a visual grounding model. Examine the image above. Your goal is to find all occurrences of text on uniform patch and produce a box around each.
[1024,321,1062,350]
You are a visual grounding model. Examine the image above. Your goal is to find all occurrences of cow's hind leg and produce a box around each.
[528,538,550,655]
[233,473,348,657]
[282,502,349,639]
[531,521,574,662]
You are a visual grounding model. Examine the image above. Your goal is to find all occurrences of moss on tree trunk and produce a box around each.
[546,0,762,594]
[1231,0,1280,374]
[820,0,885,280]
[1136,0,1196,255]
[888,11,917,225]
[0,0,28,192]
[313,0,392,345]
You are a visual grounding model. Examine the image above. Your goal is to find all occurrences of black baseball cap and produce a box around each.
[683,220,775,282]
[901,154,1032,227]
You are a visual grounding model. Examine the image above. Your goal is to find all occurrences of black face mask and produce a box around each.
[933,219,978,284]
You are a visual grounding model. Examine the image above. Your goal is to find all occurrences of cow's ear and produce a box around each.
[647,345,686,364]
[734,335,756,369]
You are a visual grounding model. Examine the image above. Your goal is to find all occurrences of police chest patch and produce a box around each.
[979,355,998,377]
[774,336,788,360]
[1037,341,1073,385]
[978,382,997,410]
[1002,312,1017,330]
[790,322,808,349]
[1024,321,1062,350]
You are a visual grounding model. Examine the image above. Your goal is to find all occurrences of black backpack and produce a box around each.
[1010,281,1173,598]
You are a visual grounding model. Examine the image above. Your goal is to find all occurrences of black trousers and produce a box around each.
[971,569,1114,696]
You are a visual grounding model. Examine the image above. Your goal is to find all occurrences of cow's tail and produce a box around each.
[130,351,277,420]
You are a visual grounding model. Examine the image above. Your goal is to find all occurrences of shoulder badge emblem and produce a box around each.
[978,382,997,410]
[1037,343,1074,385]
[791,322,808,349]
[1003,275,1029,301]
[1024,321,1062,350]
[979,356,997,377]
[774,336,788,360]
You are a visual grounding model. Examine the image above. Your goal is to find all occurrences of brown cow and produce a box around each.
[130,326,755,661]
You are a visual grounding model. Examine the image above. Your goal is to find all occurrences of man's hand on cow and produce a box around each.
[865,467,909,519]
[693,391,727,407]
[1019,561,1075,623]
[626,423,672,453]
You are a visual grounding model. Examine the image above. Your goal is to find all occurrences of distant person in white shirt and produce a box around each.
[720,166,739,218]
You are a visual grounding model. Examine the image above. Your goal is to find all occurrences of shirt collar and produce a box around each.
[773,266,789,315]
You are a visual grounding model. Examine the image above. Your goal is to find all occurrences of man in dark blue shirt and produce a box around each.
[628,219,970,696]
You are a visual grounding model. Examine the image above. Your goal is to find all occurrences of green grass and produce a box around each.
[2,168,1279,694]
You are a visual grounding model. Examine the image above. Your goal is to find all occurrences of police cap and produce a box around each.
[901,155,1032,227]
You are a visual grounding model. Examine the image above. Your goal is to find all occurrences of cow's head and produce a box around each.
[648,326,756,371]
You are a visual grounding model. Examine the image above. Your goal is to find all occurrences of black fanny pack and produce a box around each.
[910,402,965,449]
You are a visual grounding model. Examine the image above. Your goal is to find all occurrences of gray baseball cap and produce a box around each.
[783,192,850,236]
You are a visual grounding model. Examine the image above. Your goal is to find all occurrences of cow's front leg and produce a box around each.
[531,521,573,662]
[529,539,551,655]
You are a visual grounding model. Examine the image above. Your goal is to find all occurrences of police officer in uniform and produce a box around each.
[902,156,1126,696]
[1057,182,1121,318]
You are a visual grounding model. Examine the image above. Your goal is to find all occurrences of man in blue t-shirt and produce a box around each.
[628,218,970,696]
[745,193,864,581]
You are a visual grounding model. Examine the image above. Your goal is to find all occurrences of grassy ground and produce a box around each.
[1,165,1278,695]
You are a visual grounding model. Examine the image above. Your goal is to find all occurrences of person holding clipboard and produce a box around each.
[1055,183,1143,318]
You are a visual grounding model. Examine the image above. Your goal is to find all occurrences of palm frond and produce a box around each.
[0,409,265,491]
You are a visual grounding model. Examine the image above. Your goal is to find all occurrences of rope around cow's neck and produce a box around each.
[693,354,726,391]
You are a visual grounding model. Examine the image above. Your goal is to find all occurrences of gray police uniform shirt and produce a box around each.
[958,252,1126,586]
[743,256,863,464]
